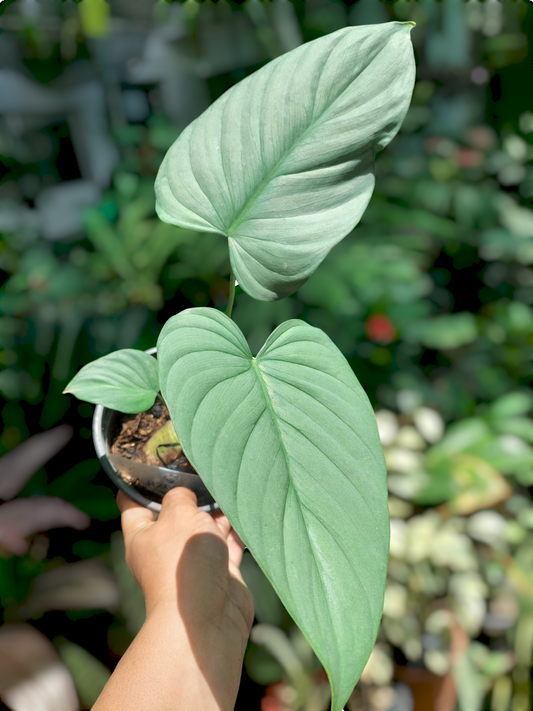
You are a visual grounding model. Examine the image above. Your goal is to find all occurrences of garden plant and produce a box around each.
[64,22,416,711]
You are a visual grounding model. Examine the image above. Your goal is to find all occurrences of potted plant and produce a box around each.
[64,23,416,711]
[90,346,219,514]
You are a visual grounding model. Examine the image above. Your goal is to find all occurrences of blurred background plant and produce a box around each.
[0,0,531,709]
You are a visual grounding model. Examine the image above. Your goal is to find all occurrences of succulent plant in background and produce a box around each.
[63,23,416,711]
[376,396,533,711]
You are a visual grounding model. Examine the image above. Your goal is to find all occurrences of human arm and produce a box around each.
[92,487,255,711]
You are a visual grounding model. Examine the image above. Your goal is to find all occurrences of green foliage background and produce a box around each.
[0,1,532,710]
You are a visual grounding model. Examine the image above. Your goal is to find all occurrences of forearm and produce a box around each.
[92,605,245,711]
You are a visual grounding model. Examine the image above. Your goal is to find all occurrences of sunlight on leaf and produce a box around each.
[63,349,159,413]
[156,23,416,301]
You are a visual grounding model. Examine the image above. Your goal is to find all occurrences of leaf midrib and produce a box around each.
[250,358,346,656]
[225,33,380,237]
[250,359,292,475]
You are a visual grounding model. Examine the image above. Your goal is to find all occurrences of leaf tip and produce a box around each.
[396,20,416,32]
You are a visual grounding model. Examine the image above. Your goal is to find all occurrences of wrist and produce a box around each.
[142,603,246,711]
[146,594,251,654]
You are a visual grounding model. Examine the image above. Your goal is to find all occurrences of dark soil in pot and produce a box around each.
[110,399,200,504]
[93,347,217,511]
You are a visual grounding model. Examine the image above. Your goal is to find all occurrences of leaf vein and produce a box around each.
[261,368,383,470]
[276,411,383,532]
[226,31,390,236]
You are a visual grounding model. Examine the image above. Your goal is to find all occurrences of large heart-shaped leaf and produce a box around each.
[63,350,159,413]
[155,22,415,302]
[157,307,389,711]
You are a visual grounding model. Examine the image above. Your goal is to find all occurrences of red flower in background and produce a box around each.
[260,682,298,711]
[451,147,485,168]
[261,698,283,711]
[313,668,328,683]
[365,314,396,345]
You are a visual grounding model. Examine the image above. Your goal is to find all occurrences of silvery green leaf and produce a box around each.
[157,307,388,711]
[63,350,159,414]
[155,22,415,301]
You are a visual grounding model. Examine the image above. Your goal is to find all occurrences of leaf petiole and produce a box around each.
[226,268,236,319]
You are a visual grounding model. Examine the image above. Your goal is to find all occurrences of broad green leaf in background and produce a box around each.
[63,349,159,413]
[493,417,533,443]
[157,308,389,711]
[488,391,533,420]
[414,312,479,350]
[453,645,486,711]
[155,23,416,301]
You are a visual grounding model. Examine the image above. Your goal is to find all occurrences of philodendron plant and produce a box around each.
[64,23,415,711]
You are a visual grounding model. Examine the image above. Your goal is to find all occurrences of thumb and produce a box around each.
[158,486,199,522]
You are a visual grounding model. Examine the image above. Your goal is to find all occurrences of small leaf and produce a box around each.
[493,417,533,443]
[417,313,478,350]
[489,391,533,420]
[453,646,485,711]
[158,307,388,711]
[63,349,159,414]
[155,23,415,301]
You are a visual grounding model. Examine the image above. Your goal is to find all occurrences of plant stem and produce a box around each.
[226,268,236,319]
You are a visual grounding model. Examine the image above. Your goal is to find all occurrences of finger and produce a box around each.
[117,491,154,544]
[158,486,198,521]
[211,511,246,569]
[212,512,232,539]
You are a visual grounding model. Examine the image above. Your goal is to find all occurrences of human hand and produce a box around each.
[92,488,254,711]
[117,486,255,652]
